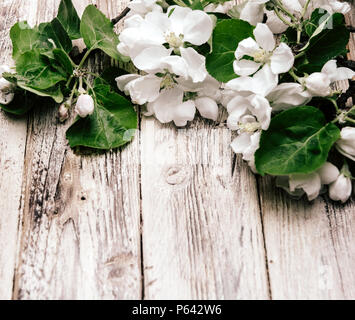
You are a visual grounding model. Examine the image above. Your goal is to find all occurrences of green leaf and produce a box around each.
[305,13,349,66]
[255,106,340,176]
[80,5,122,60]
[51,48,74,75]
[57,0,81,40]
[66,82,137,150]
[16,49,67,90]
[206,19,254,82]
[10,21,53,60]
[17,83,64,103]
[304,9,330,37]
[39,18,72,53]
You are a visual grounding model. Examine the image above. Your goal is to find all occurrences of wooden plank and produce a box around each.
[0,0,30,300]
[12,0,142,300]
[259,7,355,300]
[140,118,270,299]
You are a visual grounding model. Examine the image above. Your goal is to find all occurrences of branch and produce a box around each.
[111,7,130,25]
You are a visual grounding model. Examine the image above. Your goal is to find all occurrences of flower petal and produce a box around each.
[183,10,213,45]
[251,64,278,96]
[133,45,172,73]
[267,83,311,111]
[168,6,192,35]
[265,10,289,34]
[321,60,355,82]
[148,87,184,123]
[253,23,275,52]
[160,55,188,78]
[126,74,161,105]
[233,59,261,76]
[289,172,322,201]
[270,42,294,74]
[247,94,272,130]
[195,97,219,121]
[115,74,141,94]
[173,100,196,126]
[317,162,340,185]
[180,47,207,82]
[235,37,260,60]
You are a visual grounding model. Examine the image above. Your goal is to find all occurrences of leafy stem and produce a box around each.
[78,47,95,70]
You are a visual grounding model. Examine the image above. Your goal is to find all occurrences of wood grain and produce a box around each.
[11,0,142,300]
[0,0,29,300]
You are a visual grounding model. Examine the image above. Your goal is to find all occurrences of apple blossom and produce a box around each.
[336,127,355,162]
[75,94,95,118]
[229,0,268,26]
[0,65,15,105]
[267,83,312,111]
[204,1,234,14]
[277,162,340,200]
[302,60,355,97]
[126,0,163,18]
[233,23,294,76]
[329,173,352,203]
[117,6,213,60]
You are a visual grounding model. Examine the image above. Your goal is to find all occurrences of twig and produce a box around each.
[111,7,130,25]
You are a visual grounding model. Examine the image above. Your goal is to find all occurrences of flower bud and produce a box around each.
[329,173,352,203]
[336,127,355,161]
[58,102,70,122]
[304,72,331,97]
[0,77,15,105]
[75,94,94,118]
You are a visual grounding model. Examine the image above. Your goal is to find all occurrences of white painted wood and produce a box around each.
[12,0,142,300]
[140,118,270,299]
[0,0,29,300]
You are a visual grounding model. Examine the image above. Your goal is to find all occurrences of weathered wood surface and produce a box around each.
[0,0,354,300]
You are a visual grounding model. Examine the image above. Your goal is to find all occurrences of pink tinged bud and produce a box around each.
[75,94,94,118]
[329,173,352,203]
[58,103,70,122]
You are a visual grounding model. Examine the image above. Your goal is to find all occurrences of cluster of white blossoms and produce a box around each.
[116,5,221,126]
[115,0,355,202]
[223,21,354,202]
[231,0,351,34]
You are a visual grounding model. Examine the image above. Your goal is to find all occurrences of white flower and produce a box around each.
[265,10,290,34]
[225,64,279,98]
[227,94,272,131]
[267,83,312,111]
[303,60,355,97]
[227,93,272,170]
[75,94,94,118]
[277,162,340,200]
[265,0,351,33]
[336,127,355,162]
[229,0,269,26]
[204,1,234,14]
[146,87,196,126]
[58,101,70,122]
[0,65,15,105]
[118,6,213,59]
[329,173,352,203]
[127,0,162,18]
[233,23,294,76]
[231,131,261,171]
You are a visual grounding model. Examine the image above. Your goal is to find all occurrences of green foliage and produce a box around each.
[66,81,137,149]
[255,106,340,176]
[206,19,254,82]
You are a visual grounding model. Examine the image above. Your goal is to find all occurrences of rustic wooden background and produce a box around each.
[0,0,354,300]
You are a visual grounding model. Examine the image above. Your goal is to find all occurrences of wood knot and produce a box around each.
[165,165,189,185]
